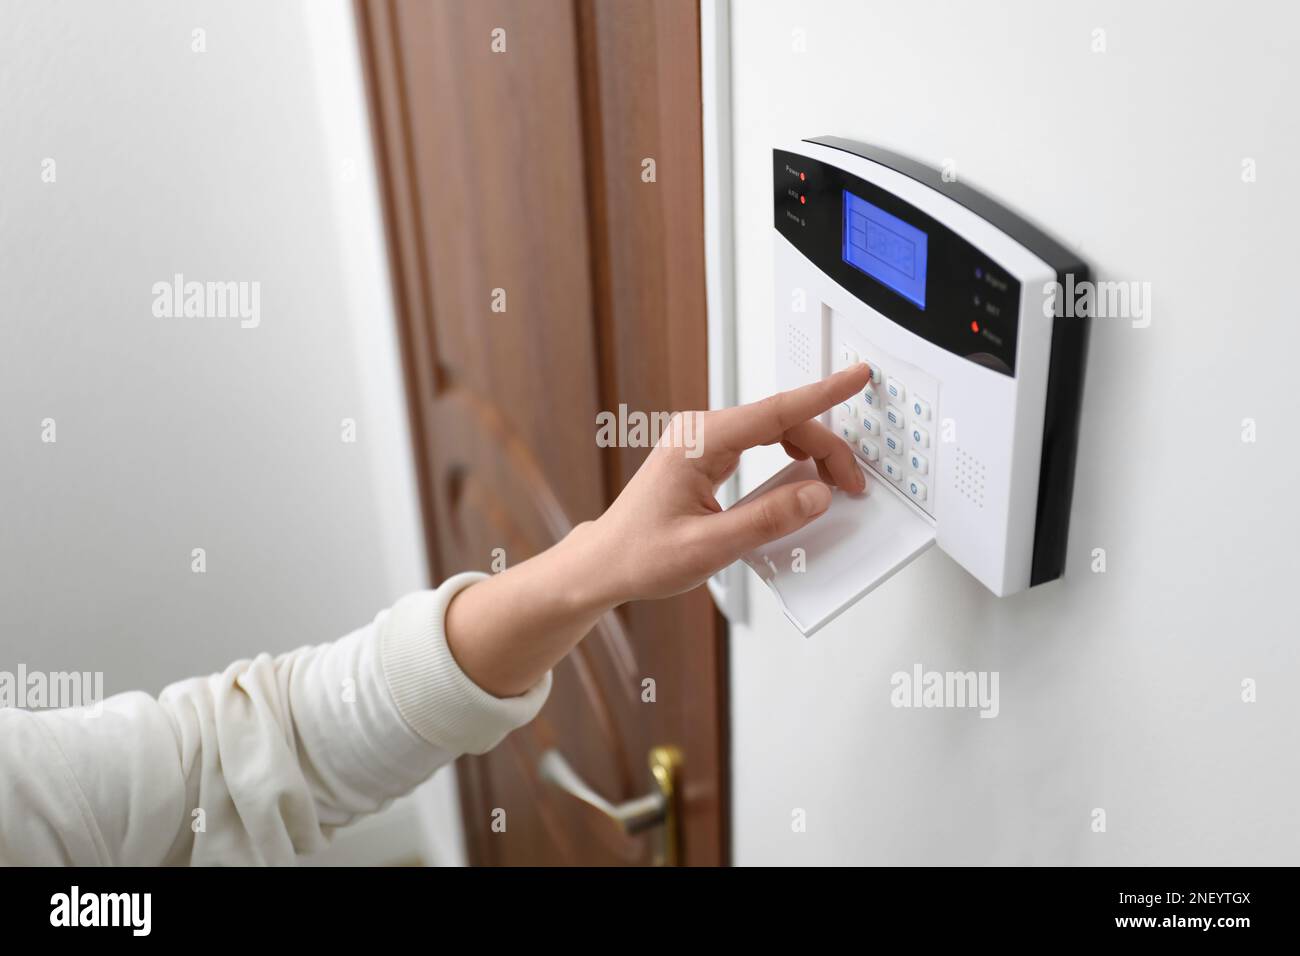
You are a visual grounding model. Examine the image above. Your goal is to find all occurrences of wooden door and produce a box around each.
[356,0,727,865]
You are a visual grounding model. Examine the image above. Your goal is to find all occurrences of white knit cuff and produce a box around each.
[379,573,553,755]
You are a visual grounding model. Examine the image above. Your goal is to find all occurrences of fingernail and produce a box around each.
[798,483,831,516]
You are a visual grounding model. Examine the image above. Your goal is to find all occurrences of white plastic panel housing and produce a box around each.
[733,137,1088,634]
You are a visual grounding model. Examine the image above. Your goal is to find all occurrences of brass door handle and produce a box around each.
[538,745,683,865]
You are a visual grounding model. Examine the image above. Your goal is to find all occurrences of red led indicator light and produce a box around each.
[800,172,806,181]
[970,320,981,333]
[799,195,806,204]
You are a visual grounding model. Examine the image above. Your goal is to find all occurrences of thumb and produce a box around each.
[706,479,832,561]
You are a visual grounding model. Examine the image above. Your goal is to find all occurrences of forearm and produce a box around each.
[0,580,552,865]
[444,521,623,698]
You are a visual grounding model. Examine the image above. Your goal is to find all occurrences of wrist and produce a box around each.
[555,519,631,613]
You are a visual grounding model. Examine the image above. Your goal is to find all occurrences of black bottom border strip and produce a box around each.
[0,865,1286,942]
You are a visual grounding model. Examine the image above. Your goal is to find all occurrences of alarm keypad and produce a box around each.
[835,343,936,516]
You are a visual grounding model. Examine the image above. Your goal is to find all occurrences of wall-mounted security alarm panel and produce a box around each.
[736,137,1089,636]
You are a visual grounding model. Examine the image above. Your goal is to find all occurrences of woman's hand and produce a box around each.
[445,365,872,697]
[589,362,872,603]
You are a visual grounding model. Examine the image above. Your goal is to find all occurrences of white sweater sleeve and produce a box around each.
[0,573,551,866]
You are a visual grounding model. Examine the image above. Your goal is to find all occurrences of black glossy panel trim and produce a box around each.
[774,148,1020,375]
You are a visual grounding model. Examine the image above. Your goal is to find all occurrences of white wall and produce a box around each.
[726,0,1300,864]
[0,0,463,865]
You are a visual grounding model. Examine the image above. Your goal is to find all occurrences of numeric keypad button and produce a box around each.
[907,477,928,503]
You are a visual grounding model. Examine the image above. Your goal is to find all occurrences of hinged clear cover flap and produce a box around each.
[734,459,936,636]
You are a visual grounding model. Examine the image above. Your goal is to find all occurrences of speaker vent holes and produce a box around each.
[786,324,812,375]
[954,446,986,509]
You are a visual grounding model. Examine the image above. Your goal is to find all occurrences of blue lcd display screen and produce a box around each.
[842,190,928,309]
